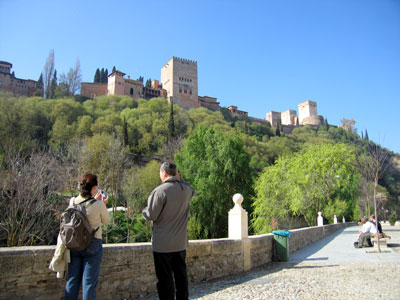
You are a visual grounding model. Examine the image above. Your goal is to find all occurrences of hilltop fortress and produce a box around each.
[81,57,221,112]
[81,56,325,128]
[0,57,325,128]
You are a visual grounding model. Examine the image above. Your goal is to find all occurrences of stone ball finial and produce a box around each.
[233,193,243,206]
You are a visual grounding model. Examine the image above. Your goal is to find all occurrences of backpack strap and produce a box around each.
[73,197,96,206]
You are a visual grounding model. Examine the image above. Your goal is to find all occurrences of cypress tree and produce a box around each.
[168,101,175,141]
[275,120,281,136]
[365,129,369,141]
[105,69,108,83]
[100,68,105,83]
[36,73,44,97]
[123,118,129,147]
[112,66,116,73]
[324,118,329,131]
[94,68,100,83]
[145,78,151,88]
[49,70,57,98]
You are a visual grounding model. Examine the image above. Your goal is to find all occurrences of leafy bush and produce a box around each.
[388,212,397,226]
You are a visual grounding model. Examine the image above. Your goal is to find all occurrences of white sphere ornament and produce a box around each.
[233,193,243,208]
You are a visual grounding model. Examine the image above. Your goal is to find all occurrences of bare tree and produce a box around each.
[43,50,55,99]
[356,154,375,216]
[52,140,85,197]
[366,142,389,252]
[0,149,64,246]
[162,135,184,160]
[59,58,82,96]
[340,118,357,133]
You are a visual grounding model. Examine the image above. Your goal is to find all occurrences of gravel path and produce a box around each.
[136,225,400,300]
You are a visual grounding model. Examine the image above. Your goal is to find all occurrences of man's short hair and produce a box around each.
[160,161,177,176]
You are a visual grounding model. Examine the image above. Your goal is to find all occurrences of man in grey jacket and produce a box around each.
[143,161,194,300]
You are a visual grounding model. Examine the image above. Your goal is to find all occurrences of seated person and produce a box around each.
[357,217,377,248]
[370,215,382,234]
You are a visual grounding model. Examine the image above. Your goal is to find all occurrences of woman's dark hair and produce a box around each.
[80,173,98,197]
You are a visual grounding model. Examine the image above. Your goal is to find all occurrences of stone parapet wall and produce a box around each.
[0,223,351,300]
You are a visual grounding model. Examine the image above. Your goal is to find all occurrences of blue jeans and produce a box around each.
[65,238,103,300]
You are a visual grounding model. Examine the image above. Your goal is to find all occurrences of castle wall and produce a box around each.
[198,96,220,111]
[228,105,248,117]
[301,115,324,126]
[123,79,144,99]
[80,82,107,99]
[0,61,37,97]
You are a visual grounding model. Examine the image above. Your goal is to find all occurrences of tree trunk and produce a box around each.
[374,173,381,252]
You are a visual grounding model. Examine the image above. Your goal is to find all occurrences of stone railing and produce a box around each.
[0,194,351,300]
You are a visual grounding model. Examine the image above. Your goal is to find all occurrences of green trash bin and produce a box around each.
[272,231,291,262]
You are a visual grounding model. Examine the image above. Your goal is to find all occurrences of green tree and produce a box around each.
[81,134,127,219]
[175,126,254,239]
[187,107,232,134]
[77,115,93,137]
[123,118,129,146]
[252,143,358,233]
[168,101,175,141]
[94,68,100,83]
[34,74,44,97]
[123,160,161,214]
[100,68,105,83]
[49,70,57,99]
[49,118,77,149]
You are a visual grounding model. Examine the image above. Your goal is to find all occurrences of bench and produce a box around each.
[371,238,389,248]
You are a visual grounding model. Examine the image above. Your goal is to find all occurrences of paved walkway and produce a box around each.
[136,225,400,300]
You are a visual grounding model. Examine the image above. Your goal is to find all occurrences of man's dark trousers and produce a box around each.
[153,250,189,300]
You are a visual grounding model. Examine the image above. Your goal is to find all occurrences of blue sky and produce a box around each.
[1,0,399,153]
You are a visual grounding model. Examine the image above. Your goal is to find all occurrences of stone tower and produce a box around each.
[298,100,324,126]
[161,57,199,109]
[298,100,317,124]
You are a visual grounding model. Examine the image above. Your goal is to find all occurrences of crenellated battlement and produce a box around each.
[172,56,197,65]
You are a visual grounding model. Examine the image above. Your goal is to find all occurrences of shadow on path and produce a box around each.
[135,225,400,299]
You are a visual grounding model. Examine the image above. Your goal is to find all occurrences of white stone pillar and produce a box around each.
[228,193,248,239]
[317,211,323,226]
[334,215,338,224]
[342,216,346,223]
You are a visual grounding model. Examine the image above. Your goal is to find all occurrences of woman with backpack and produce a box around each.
[65,173,110,300]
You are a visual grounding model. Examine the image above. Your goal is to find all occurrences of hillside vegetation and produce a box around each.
[0,93,398,246]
